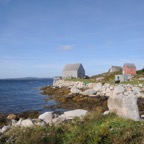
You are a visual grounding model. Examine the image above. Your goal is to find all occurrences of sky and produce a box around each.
[0,0,144,78]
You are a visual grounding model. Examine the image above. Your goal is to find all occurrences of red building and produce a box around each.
[123,63,136,75]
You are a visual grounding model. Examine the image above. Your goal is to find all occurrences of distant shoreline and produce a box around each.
[0,77,53,80]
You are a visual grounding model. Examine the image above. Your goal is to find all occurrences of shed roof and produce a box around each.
[63,63,82,71]
[124,63,136,68]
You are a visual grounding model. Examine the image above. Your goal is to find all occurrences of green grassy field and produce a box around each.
[65,78,95,83]
[1,112,144,144]
[66,69,144,85]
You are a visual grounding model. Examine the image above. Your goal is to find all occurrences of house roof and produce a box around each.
[124,63,136,68]
[63,63,82,71]
[111,66,122,70]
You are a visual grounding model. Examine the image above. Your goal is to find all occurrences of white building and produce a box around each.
[109,66,122,73]
[62,63,85,79]
[115,74,132,82]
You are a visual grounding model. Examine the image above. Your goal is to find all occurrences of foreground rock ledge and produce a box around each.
[108,85,140,121]
[0,109,88,135]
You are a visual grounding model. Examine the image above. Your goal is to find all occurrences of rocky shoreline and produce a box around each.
[1,79,144,137]
[0,111,40,127]
[41,86,108,112]
[42,80,144,120]
[52,80,144,98]
[0,109,89,135]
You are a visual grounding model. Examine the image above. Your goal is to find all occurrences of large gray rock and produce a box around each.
[21,119,33,127]
[16,118,23,126]
[139,84,143,87]
[70,86,82,94]
[33,119,47,126]
[38,112,53,125]
[138,78,144,81]
[124,92,129,96]
[11,119,17,126]
[105,92,112,97]
[103,110,110,115]
[82,88,96,96]
[52,114,66,125]
[108,86,140,121]
[36,121,46,127]
[110,86,114,90]
[64,109,87,120]
[1,125,11,133]
[132,87,141,92]
[93,83,103,92]
[113,85,125,95]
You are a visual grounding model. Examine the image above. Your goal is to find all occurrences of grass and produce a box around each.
[99,71,121,84]
[65,78,95,83]
[1,112,144,144]
[121,69,144,85]
[66,69,144,85]
[65,71,122,84]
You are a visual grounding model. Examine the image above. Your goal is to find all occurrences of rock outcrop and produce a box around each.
[52,114,66,125]
[108,85,140,121]
[7,114,17,120]
[53,80,144,98]
[53,80,144,121]
[20,119,34,127]
[93,83,103,92]
[70,86,82,94]
[81,89,96,96]
[64,109,87,120]
[0,109,88,135]
[38,112,53,125]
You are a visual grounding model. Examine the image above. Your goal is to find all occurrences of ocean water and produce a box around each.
[0,79,57,115]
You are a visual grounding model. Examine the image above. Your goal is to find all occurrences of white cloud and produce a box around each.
[59,45,74,51]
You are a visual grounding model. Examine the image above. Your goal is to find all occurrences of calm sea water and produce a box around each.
[0,79,58,115]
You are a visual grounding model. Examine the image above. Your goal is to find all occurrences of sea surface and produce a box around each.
[0,79,59,115]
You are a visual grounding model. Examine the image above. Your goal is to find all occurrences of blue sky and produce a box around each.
[0,0,144,78]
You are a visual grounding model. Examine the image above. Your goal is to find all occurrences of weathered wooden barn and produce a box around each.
[123,63,136,75]
[109,66,122,73]
[62,63,85,79]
